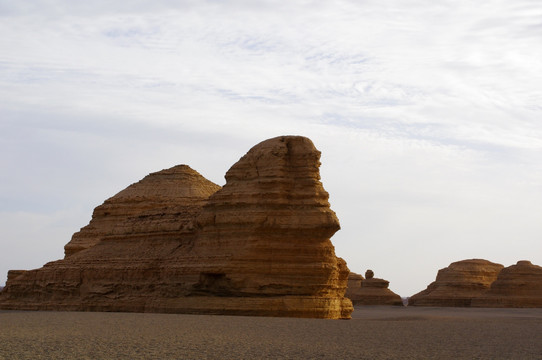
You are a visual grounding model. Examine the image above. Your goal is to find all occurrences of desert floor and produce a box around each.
[1,306,542,359]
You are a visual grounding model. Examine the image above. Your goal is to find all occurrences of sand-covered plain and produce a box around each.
[1,306,542,359]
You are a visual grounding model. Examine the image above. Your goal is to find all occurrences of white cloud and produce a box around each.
[1,0,541,295]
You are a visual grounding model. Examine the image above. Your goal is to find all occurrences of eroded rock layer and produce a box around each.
[471,261,542,308]
[0,165,221,313]
[64,165,221,257]
[346,271,403,306]
[0,136,353,319]
[408,259,504,306]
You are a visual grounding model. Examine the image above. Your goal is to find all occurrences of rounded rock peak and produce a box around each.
[159,164,196,173]
[365,270,374,279]
[244,135,320,161]
[516,260,533,266]
[448,259,504,270]
[111,164,220,201]
[224,135,322,183]
[252,135,317,150]
[451,259,498,265]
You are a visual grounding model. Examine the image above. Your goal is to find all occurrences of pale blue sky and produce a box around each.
[1,0,541,296]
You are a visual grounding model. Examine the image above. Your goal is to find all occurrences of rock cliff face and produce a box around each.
[408,259,504,306]
[471,261,542,308]
[346,271,403,306]
[0,136,353,319]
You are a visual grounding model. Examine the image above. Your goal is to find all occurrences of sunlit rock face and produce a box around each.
[63,164,221,257]
[0,165,221,313]
[0,136,353,319]
[408,259,504,307]
[471,261,542,308]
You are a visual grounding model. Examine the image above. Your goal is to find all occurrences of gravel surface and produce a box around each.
[1,306,542,359]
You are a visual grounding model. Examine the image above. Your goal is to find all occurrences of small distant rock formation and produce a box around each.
[0,136,353,319]
[347,272,364,288]
[471,261,542,307]
[409,259,542,307]
[408,259,503,306]
[346,271,403,306]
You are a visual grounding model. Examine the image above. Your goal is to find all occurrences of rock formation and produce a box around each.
[345,271,403,306]
[64,164,221,257]
[408,259,504,306]
[347,272,364,289]
[0,136,353,319]
[471,261,542,307]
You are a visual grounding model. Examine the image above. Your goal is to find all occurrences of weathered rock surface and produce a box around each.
[345,271,403,306]
[6,270,27,283]
[64,165,221,257]
[408,259,505,306]
[0,136,353,319]
[471,261,542,308]
[347,272,364,289]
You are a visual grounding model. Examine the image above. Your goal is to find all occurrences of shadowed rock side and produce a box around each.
[471,261,542,308]
[408,259,504,307]
[0,136,353,319]
[346,272,403,306]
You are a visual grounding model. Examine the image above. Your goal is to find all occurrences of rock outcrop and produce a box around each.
[0,136,353,319]
[408,259,504,306]
[471,261,542,307]
[345,271,403,306]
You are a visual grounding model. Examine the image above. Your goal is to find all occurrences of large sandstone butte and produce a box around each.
[471,261,542,308]
[0,136,353,319]
[346,271,403,306]
[408,259,504,306]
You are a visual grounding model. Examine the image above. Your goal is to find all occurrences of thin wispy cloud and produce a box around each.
[1,0,541,295]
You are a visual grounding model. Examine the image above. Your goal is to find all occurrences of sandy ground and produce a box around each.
[1,306,542,359]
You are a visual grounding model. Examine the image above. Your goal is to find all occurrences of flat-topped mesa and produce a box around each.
[345,271,403,306]
[0,136,353,319]
[408,259,504,307]
[64,165,221,257]
[191,136,352,318]
[471,260,542,308]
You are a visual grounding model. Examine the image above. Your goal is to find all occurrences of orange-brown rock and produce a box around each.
[63,164,221,257]
[345,271,403,306]
[0,136,353,319]
[347,272,364,289]
[0,165,220,313]
[471,261,542,308]
[6,270,27,282]
[408,259,504,306]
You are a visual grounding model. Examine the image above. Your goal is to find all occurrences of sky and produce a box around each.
[1,0,541,297]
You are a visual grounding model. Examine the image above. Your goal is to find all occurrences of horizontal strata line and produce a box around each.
[100,233,196,240]
[204,202,331,209]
